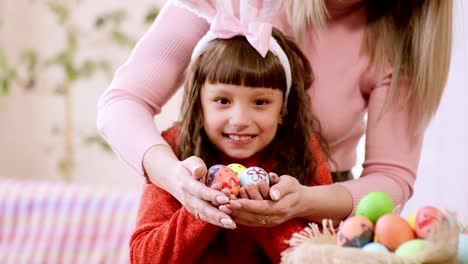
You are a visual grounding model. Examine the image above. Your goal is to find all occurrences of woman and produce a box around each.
[97,0,452,229]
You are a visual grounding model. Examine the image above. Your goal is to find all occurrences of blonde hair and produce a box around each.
[286,0,453,129]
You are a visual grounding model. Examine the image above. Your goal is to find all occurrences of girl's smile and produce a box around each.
[224,133,256,145]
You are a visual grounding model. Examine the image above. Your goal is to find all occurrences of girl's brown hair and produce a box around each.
[177,28,327,185]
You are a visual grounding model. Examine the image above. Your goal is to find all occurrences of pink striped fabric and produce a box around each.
[0,179,141,264]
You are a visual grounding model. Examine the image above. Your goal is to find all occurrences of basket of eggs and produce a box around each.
[281,192,467,264]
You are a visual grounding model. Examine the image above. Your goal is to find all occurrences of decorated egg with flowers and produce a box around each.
[206,164,240,196]
[239,166,269,187]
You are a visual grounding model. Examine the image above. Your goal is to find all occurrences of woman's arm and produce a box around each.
[130,184,219,264]
[339,71,422,214]
[96,2,209,176]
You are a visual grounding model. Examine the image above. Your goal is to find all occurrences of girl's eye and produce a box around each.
[255,99,269,106]
[215,98,230,104]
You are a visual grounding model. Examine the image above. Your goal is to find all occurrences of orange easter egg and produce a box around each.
[375,214,415,251]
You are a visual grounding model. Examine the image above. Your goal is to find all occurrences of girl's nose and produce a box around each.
[229,105,251,128]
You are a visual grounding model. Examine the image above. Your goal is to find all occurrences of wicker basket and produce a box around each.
[281,212,460,264]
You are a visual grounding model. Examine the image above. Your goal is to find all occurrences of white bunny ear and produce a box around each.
[173,0,218,21]
[240,0,284,23]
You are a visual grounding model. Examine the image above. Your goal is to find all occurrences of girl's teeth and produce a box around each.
[229,135,252,141]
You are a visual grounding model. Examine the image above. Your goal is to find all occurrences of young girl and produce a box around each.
[130,1,331,263]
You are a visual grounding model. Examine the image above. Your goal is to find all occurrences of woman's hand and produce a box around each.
[143,145,236,229]
[228,175,306,227]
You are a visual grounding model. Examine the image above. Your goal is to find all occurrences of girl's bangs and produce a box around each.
[200,37,287,91]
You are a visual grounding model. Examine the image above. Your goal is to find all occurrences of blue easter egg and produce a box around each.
[362,242,389,253]
[459,233,468,264]
[239,166,269,187]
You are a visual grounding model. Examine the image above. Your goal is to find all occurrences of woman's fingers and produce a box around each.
[176,168,235,228]
[269,175,298,201]
[180,156,207,182]
[191,199,236,229]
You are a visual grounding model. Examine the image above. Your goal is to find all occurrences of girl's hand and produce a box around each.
[229,175,305,227]
[144,145,236,229]
[238,172,280,200]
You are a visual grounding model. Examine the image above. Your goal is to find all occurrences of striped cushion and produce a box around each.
[0,179,141,264]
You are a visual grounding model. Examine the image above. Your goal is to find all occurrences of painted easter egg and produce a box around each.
[356,192,394,224]
[206,164,240,196]
[395,239,428,257]
[375,214,415,251]
[337,216,374,248]
[239,166,269,187]
[227,163,246,178]
[414,206,446,239]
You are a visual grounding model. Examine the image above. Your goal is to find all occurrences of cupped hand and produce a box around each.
[229,175,305,227]
[178,156,238,228]
[144,145,237,228]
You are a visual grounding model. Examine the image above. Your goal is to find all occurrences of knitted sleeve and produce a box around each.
[340,71,422,214]
[130,184,219,264]
[96,2,209,176]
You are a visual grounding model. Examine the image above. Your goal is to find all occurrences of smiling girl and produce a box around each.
[130,2,332,263]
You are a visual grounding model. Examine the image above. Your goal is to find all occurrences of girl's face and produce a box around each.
[201,82,283,160]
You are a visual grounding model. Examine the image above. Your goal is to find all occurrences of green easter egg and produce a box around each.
[395,239,428,257]
[356,192,394,224]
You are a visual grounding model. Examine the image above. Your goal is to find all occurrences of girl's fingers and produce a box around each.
[219,204,232,214]
[239,187,249,199]
[268,172,279,185]
[245,183,263,200]
[256,180,270,199]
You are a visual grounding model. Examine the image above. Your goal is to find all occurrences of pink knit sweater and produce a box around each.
[97,1,422,211]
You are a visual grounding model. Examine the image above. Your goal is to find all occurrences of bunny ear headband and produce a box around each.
[174,0,292,113]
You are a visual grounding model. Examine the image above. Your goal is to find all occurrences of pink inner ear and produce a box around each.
[232,0,240,18]
[256,0,264,16]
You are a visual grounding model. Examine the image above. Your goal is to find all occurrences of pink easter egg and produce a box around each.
[415,206,447,239]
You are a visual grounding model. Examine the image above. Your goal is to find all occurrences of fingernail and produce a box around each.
[216,196,229,204]
[192,166,202,175]
[271,189,280,200]
[221,218,234,226]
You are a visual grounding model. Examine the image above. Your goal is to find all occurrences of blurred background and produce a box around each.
[0,0,467,218]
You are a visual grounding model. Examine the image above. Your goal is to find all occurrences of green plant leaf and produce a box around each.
[84,134,113,153]
[145,7,160,25]
[46,0,69,24]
